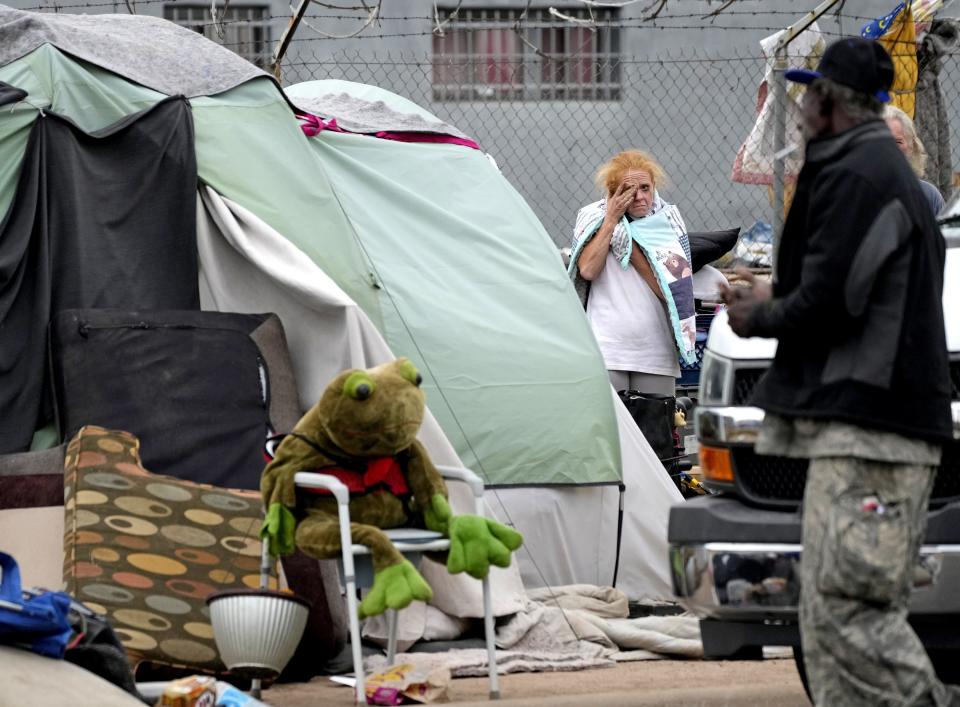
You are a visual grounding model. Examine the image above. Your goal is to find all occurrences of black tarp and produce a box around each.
[0,81,26,108]
[50,309,270,491]
[0,97,198,453]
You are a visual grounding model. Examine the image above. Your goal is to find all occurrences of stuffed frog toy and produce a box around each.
[260,358,523,618]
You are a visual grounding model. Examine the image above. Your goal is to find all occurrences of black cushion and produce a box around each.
[688,227,741,272]
[48,309,294,491]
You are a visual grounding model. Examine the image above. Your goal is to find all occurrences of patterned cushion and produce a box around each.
[62,426,276,674]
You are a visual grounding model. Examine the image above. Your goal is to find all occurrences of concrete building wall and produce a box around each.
[6,0,959,245]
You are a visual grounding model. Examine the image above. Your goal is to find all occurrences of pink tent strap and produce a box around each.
[298,112,481,151]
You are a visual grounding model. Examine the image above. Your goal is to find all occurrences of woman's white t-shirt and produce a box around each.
[586,251,680,377]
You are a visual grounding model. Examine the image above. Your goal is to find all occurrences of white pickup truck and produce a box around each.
[668,198,960,688]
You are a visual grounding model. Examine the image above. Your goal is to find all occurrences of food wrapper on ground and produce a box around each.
[365,663,451,705]
[157,675,217,707]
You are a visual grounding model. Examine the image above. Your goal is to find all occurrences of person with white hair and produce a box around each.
[885,104,945,216]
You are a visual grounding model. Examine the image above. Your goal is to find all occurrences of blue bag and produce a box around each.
[0,551,73,658]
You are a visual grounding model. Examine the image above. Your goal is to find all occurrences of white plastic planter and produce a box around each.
[206,589,310,679]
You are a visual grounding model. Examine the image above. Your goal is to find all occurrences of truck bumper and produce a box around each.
[670,500,960,621]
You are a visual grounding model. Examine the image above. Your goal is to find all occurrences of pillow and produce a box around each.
[62,426,277,675]
[50,309,298,491]
[687,227,741,272]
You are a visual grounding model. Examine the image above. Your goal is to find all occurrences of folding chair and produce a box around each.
[293,465,500,705]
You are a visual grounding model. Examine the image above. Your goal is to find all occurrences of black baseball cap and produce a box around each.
[785,36,894,102]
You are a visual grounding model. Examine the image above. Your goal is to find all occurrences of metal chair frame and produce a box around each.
[293,465,500,705]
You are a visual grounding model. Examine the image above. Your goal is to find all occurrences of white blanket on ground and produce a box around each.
[517,584,703,659]
[365,645,615,677]
[365,584,704,676]
[526,584,629,618]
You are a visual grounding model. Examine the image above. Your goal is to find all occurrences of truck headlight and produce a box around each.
[698,350,733,406]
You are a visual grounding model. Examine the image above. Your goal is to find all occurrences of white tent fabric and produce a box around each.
[195,186,527,622]
[487,393,681,602]
[195,185,680,604]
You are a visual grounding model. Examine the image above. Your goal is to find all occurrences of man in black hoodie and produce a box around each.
[724,37,955,706]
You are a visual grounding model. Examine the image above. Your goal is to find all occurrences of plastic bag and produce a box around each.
[365,663,451,705]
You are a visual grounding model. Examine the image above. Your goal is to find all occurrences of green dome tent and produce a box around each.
[0,5,681,603]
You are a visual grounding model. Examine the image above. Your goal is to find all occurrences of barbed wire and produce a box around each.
[13,2,918,24]
[271,45,960,247]
[235,26,938,48]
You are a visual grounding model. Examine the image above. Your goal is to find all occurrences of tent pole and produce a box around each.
[611,483,626,587]
[272,0,310,81]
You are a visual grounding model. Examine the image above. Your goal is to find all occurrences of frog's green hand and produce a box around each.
[424,493,453,535]
[260,503,297,558]
[447,515,523,579]
[358,560,433,619]
[260,457,299,511]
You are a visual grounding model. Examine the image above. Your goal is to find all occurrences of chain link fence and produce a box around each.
[277,45,960,250]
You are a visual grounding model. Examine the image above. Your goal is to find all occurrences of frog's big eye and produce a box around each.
[398,359,422,387]
[344,372,375,400]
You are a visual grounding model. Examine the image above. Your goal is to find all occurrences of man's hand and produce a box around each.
[720,268,772,338]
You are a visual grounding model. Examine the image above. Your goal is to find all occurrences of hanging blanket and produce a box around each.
[863,2,918,118]
[568,198,696,365]
[731,23,825,186]
[916,18,959,198]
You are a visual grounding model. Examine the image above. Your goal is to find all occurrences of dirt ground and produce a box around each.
[262,658,808,706]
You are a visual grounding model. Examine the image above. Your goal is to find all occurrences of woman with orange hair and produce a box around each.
[569,150,694,396]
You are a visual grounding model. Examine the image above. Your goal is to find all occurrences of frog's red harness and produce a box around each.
[265,433,409,496]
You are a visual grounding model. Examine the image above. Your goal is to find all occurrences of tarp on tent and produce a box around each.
[0,5,680,601]
[0,96,199,452]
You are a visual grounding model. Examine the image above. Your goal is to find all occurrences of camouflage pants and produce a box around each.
[801,457,959,706]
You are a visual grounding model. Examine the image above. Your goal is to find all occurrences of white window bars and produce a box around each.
[432,7,621,102]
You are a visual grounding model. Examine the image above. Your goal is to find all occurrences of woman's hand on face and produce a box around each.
[604,181,637,225]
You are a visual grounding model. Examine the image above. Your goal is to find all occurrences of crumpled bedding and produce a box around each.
[731,23,825,186]
[362,583,704,676]
[365,643,615,678]
[520,584,703,659]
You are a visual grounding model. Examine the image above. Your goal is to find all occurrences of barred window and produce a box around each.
[432,8,621,101]
[163,5,271,68]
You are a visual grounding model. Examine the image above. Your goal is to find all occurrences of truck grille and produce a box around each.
[733,443,960,509]
[731,361,960,508]
[727,360,960,507]
[934,444,960,504]
[731,449,808,507]
[732,368,767,405]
